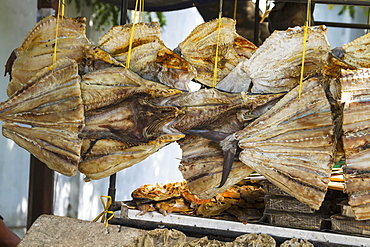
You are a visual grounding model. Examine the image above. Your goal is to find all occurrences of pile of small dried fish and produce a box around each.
[128,180,265,223]
[3,14,370,220]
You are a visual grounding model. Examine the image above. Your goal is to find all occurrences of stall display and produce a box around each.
[3,0,370,245]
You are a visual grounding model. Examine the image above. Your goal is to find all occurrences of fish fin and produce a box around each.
[185,129,239,188]
[218,140,238,188]
[4,50,16,79]
[184,129,229,142]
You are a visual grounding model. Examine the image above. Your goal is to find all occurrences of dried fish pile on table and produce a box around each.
[3,14,370,221]
[128,180,265,223]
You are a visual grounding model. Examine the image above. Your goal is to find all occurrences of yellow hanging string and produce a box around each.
[139,0,145,23]
[233,0,238,21]
[298,0,311,98]
[52,0,65,67]
[93,196,114,227]
[61,0,65,16]
[126,0,141,68]
[212,0,223,88]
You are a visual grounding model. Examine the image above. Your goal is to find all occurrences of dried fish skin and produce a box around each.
[177,17,257,88]
[334,32,370,68]
[246,25,329,93]
[80,66,182,112]
[98,22,196,91]
[341,68,370,220]
[237,78,335,210]
[0,58,84,176]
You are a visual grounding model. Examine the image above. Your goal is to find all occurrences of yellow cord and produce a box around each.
[127,0,141,69]
[233,0,238,21]
[52,0,65,69]
[298,0,311,98]
[212,0,223,88]
[93,196,114,227]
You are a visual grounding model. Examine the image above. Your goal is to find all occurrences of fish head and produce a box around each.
[155,45,197,91]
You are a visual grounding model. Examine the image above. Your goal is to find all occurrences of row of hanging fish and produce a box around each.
[2,15,370,221]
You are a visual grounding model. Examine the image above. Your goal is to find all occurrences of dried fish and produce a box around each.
[231,78,336,210]
[177,17,257,88]
[176,91,283,199]
[0,58,84,176]
[77,67,184,180]
[7,15,121,97]
[98,22,196,91]
[246,25,329,93]
[341,68,370,220]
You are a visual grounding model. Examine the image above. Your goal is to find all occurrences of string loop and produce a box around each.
[93,195,114,227]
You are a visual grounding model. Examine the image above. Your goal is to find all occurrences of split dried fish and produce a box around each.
[98,22,196,91]
[176,17,257,88]
[6,15,121,97]
[246,25,330,93]
[341,68,370,220]
[176,90,284,199]
[0,58,84,176]
[77,66,184,180]
[224,78,336,210]
[79,86,283,180]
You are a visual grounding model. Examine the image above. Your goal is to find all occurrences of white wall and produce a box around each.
[0,0,37,238]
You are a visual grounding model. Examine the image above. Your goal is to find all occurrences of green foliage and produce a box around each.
[67,0,166,30]
[338,5,356,19]
[330,5,370,19]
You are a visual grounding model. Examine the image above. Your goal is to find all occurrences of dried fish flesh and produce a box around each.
[232,78,336,210]
[98,22,196,91]
[341,68,370,220]
[176,17,257,88]
[246,25,329,93]
[6,15,121,97]
[0,58,84,176]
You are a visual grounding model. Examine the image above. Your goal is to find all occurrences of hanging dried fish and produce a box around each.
[246,25,329,93]
[176,17,257,88]
[175,90,284,199]
[221,78,336,210]
[6,15,121,97]
[0,58,84,176]
[98,22,196,91]
[341,68,370,220]
[78,66,184,180]
[79,84,283,180]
